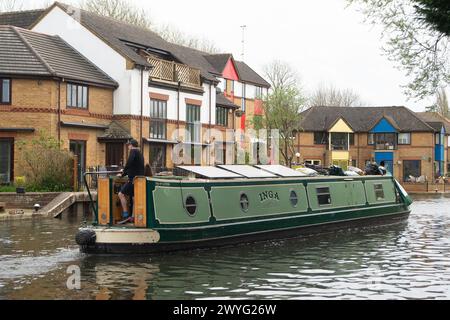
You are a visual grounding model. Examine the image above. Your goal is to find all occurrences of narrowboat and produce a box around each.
[75,165,412,254]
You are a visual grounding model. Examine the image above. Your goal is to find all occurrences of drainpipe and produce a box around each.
[140,67,144,151]
[57,80,61,148]
[177,81,181,131]
[208,82,212,165]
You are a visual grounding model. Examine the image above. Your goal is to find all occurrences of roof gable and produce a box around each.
[328,118,354,133]
[370,117,398,133]
[222,57,239,81]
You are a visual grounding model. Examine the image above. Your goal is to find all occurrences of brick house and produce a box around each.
[0,25,117,184]
[0,2,270,179]
[295,106,449,184]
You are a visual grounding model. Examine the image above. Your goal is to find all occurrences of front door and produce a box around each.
[149,143,166,174]
[0,138,13,184]
[106,143,124,167]
[70,140,86,189]
[375,152,393,175]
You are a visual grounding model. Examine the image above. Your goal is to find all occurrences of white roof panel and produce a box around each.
[178,166,242,178]
[255,165,307,177]
[218,165,277,178]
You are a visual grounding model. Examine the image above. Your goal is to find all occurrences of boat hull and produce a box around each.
[79,208,410,255]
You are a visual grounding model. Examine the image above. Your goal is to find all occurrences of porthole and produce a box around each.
[290,190,298,207]
[240,193,249,212]
[185,196,197,216]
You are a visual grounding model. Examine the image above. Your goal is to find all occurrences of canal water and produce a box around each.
[0,194,449,300]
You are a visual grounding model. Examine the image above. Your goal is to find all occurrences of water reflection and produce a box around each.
[0,195,449,300]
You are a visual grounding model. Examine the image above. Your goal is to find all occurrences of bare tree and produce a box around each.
[426,88,449,117]
[80,0,152,29]
[156,24,220,54]
[255,61,305,167]
[0,0,24,12]
[309,83,365,107]
[263,60,300,91]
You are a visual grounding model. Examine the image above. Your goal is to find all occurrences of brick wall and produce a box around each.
[0,192,60,209]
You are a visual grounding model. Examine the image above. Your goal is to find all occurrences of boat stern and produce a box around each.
[75,227,161,254]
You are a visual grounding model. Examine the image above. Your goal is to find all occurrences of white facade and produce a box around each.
[32,6,148,117]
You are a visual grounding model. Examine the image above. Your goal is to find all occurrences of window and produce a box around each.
[225,79,234,94]
[368,133,374,145]
[240,193,249,212]
[374,133,397,150]
[305,160,321,165]
[0,79,11,104]
[185,196,197,216]
[351,159,357,167]
[186,104,200,143]
[216,106,228,127]
[398,133,411,145]
[403,160,421,182]
[67,83,88,108]
[0,138,13,183]
[349,133,355,145]
[317,187,331,205]
[314,132,328,145]
[255,86,263,99]
[149,143,166,173]
[330,133,349,150]
[374,184,385,200]
[290,190,298,207]
[150,99,167,140]
[435,132,444,145]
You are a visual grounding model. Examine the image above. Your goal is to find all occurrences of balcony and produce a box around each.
[147,57,201,88]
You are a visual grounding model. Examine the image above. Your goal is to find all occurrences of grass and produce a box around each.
[0,185,17,193]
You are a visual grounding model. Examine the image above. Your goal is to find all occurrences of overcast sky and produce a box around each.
[18,0,448,111]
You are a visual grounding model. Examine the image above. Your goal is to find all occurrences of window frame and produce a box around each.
[368,133,374,145]
[316,187,332,206]
[150,99,168,140]
[67,83,89,109]
[0,78,12,105]
[314,132,329,145]
[403,160,422,182]
[398,132,411,145]
[216,106,229,127]
[186,104,201,143]
[374,183,385,201]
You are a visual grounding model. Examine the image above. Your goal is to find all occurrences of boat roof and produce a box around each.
[177,165,305,179]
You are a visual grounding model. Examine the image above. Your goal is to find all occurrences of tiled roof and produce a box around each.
[98,121,132,140]
[416,112,450,132]
[216,92,239,109]
[204,54,232,73]
[0,9,45,29]
[51,2,218,81]
[0,25,117,87]
[300,106,434,133]
[234,60,270,88]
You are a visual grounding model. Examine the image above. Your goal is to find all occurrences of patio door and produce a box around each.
[0,138,13,184]
[70,140,86,189]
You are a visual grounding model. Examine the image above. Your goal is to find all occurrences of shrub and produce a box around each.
[17,131,74,192]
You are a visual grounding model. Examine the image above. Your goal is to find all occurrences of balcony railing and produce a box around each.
[147,57,201,87]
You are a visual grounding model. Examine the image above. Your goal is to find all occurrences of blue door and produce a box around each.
[375,152,393,175]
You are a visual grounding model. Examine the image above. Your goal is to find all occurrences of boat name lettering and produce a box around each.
[259,191,280,202]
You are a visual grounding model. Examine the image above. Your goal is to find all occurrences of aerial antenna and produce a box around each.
[240,25,247,61]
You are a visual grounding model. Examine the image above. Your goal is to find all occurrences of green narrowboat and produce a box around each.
[75,165,412,254]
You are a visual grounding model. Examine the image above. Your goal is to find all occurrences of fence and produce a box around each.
[402,181,450,193]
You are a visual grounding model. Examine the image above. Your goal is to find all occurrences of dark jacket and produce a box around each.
[123,148,145,180]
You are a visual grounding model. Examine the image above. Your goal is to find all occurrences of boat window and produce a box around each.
[290,190,298,207]
[317,187,331,205]
[185,196,197,216]
[374,184,385,200]
[240,193,249,212]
